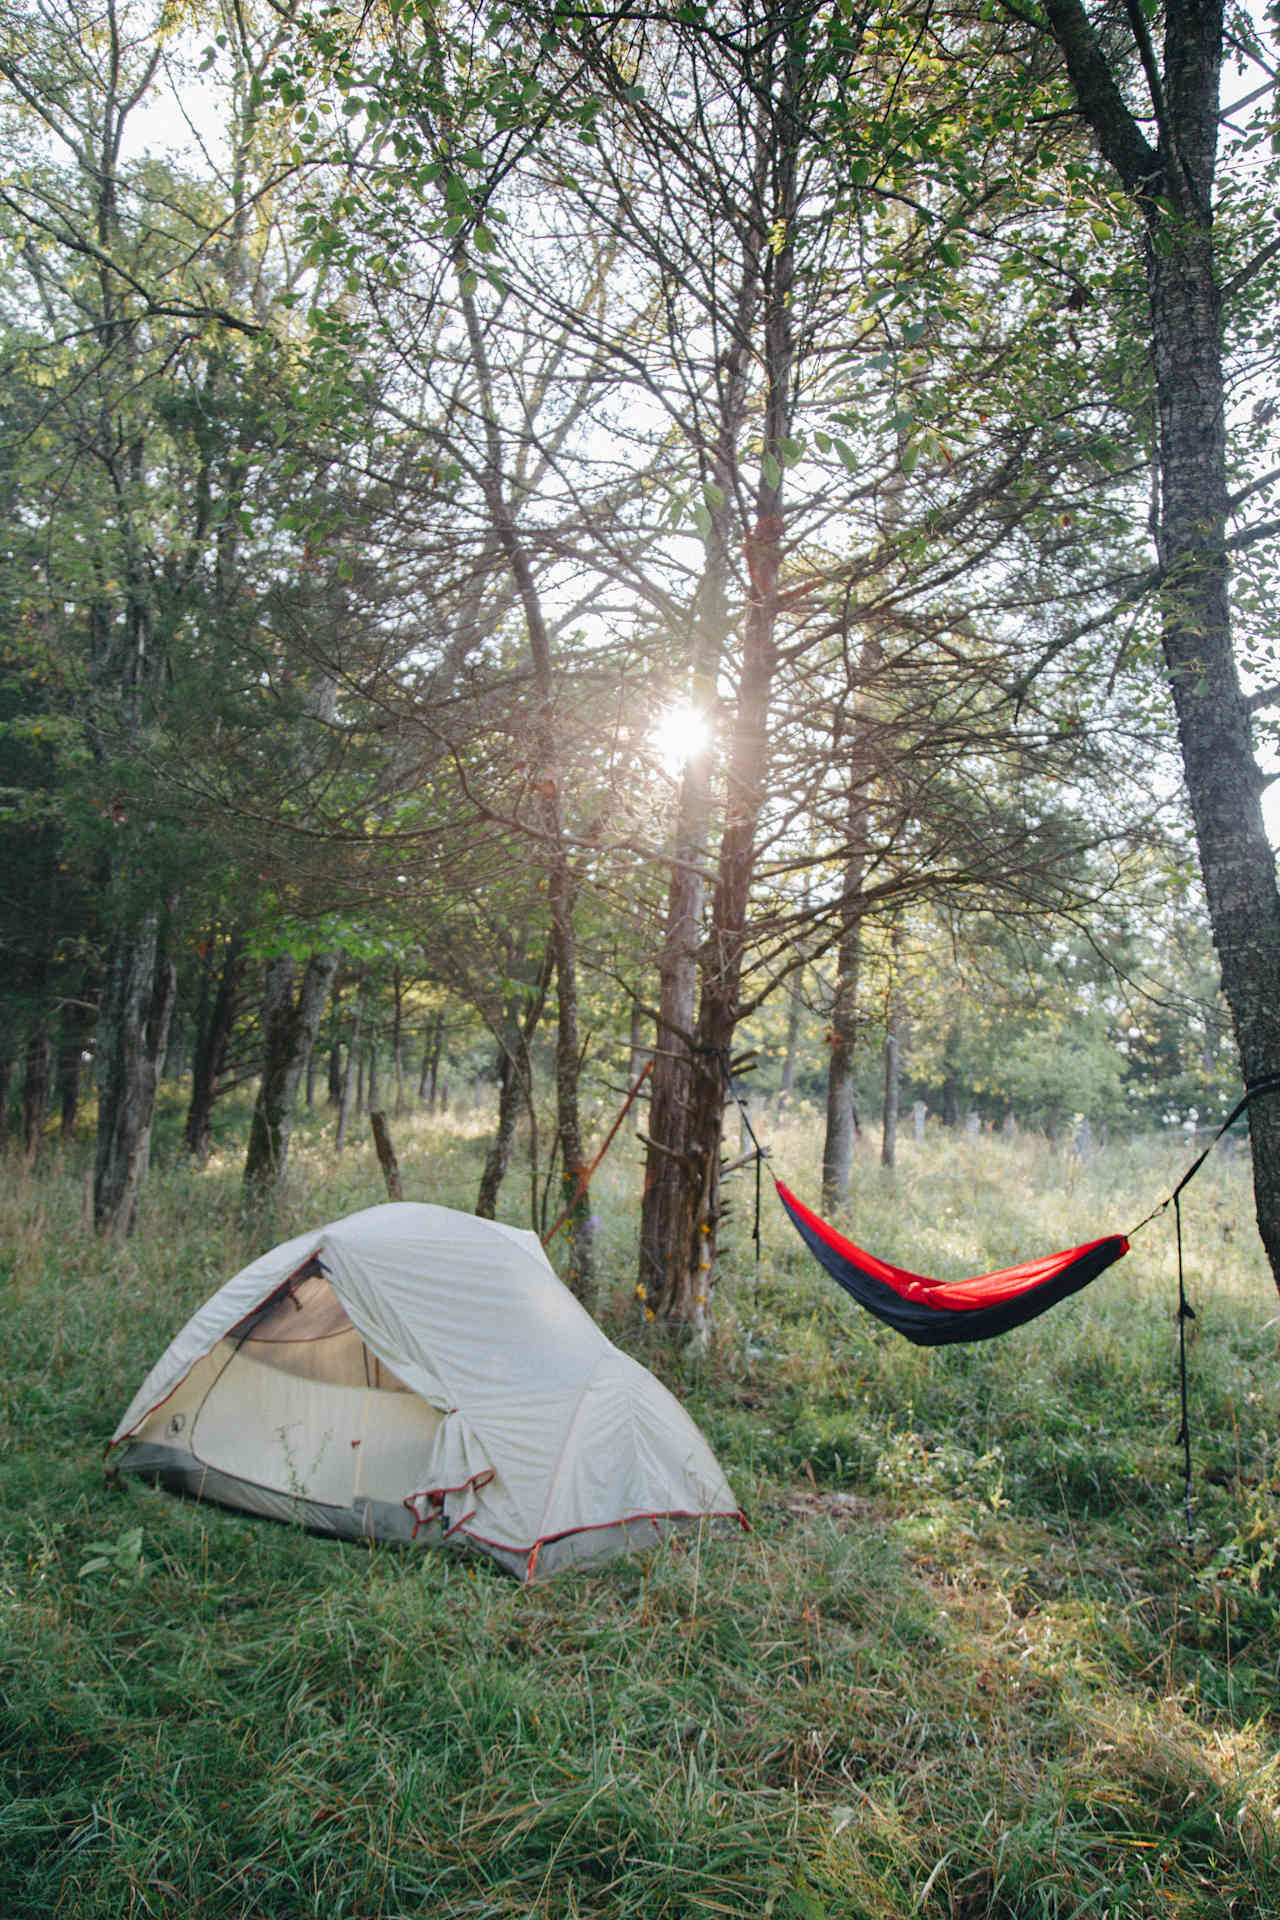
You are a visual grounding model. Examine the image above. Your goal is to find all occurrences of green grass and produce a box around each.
[3,1095,1280,1917]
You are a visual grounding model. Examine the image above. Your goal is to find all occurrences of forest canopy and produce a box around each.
[2,0,1279,1318]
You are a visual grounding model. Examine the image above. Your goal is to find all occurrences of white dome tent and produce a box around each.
[110,1202,743,1581]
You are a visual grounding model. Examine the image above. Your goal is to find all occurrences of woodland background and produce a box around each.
[6,1,1280,1911]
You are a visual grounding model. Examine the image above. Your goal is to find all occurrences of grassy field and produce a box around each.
[3,1096,1280,1918]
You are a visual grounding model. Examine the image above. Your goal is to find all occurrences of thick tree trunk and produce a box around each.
[183,928,243,1158]
[1042,0,1280,1289]
[242,952,338,1200]
[638,100,774,1323]
[94,910,178,1234]
[1150,238,1280,1279]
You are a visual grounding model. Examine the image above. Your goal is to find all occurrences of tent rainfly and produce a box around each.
[109,1202,743,1581]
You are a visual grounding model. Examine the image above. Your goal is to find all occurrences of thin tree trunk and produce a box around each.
[94,909,178,1234]
[454,241,597,1302]
[628,998,650,1085]
[370,1109,403,1200]
[0,1037,12,1137]
[822,868,864,1207]
[242,951,338,1200]
[21,1019,52,1169]
[335,978,364,1155]
[427,1009,444,1110]
[779,970,802,1107]
[881,934,903,1170]
[941,1016,962,1128]
[183,927,243,1158]
[476,942,554,1219]
[392,966,405,1116]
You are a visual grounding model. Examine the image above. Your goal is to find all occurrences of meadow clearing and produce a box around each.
[3,1096,1279,1918]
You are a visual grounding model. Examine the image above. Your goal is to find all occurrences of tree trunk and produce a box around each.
[941,1016,962,1128]
[779,973,801,1106]
[335,979,364,1154]
[392,966,405,1116]
[637,73,776,1323]
[881,991,901,1170]
[628,997,650,1087]
[822,869,864,1206]
[94,909,178,1234]
[183,927,243,1158]
[242,951,338,1200]
[475,943,553,1219]
[1041,0,1280,1290]
[21,1019,52,1169]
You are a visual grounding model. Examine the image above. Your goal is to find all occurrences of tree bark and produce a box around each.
[637,50,778,1325]
[334,976,364,1155]
[242,951,338,1200]
[183,927,244,1158]
[370,1108,403,1200]
[881,934,903,1170]
[1040,0,1280,1288]
[392,965,405,1115]
[21,1019,52,1169]
[822,856,865,1206]
[94,909,178,1234]
[475,942,553,1219]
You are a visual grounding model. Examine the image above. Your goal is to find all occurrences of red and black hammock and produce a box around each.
[775,1180,1128,1347]
[720,1067,1280,1353]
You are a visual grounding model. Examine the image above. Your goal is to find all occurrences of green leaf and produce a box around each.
[762,451,781,490]
[777,435,805,467]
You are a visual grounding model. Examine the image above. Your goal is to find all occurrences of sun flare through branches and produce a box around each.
[652,701,712,775]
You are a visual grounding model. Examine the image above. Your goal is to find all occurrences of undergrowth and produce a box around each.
[3,1094,1279,1917]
